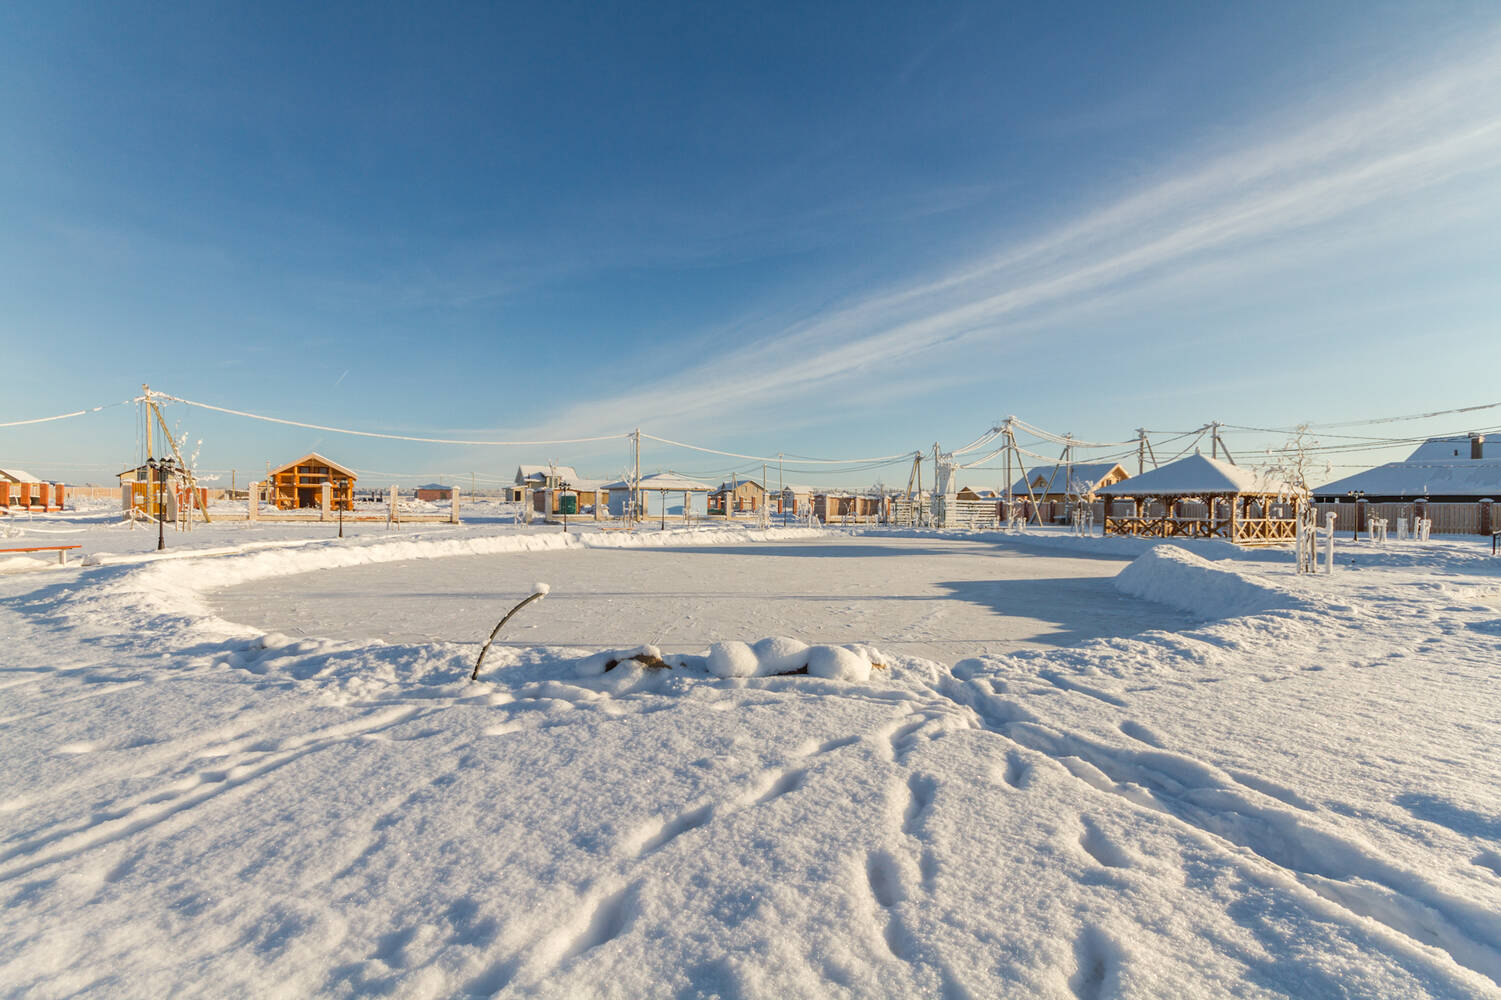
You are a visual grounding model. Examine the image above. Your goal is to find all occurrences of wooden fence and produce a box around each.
[1313,502,1493,537]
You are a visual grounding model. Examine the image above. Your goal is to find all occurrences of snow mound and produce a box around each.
[575,645,665,677]
[582,637,882,682]
[0,556,51,575]
[707,640,761,677]
[1114,545,1295,619]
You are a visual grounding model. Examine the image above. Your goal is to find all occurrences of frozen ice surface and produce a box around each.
[210,535,1196,662]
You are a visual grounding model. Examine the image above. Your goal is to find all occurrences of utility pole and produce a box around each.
[778,453,783,521]
[633,428,642,524]
[1136,429,1147,476]
[1211,422,1219,460]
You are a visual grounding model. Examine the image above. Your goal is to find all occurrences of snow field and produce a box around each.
[2,517,1501,997]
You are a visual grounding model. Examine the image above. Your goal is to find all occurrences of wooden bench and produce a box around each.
[0,544,83,565]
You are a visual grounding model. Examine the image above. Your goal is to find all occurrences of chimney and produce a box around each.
[1471,433,1485,460]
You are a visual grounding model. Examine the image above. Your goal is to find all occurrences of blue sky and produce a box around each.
[3,2,1499,488]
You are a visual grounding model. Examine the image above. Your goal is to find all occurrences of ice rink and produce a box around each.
[210,535,1197,662]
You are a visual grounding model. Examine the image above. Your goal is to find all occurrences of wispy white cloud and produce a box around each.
[519,33,1501,442]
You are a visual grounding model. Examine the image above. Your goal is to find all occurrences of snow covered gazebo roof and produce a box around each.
[1095,453,1288,497]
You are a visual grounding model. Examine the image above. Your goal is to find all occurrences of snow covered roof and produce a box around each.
[515,465,580,484]
[600,472,713,492]
[1008,462,1126,495]
[711,479,765,494]
[1313,460,1501,500]
[1405,435,1484,462]
[416,483,452,491]
[1095,453,1288,497]
[270,452,357,479]
[0,468,40,484]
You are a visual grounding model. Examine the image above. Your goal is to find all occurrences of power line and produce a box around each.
[0,400,134,428]
[154,392,630,446]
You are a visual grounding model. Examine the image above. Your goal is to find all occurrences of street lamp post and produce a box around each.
[1347,490,1364,541]
[560,480,569,532]
[147,458,163,551]
[337,478,347,538]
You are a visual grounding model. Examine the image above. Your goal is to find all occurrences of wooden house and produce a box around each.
[415,483,454,502]
[1009,463,1129,503]
[814,491,882,523]
[1096,453,1297,546]
[268,453,356,511]
[708,479,767,515]
[775,485,814,516]
[116,463,203,517]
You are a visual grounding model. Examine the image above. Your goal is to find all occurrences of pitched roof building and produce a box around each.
[1313,435,1499,502]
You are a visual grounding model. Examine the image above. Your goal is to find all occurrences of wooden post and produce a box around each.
[451,488,461,524]
[1228,494,1239,544]
[320,482,331,521]
[389,485,398,527]
[248,483,259,522]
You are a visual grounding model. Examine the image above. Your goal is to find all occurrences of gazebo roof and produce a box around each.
[1095,453,1287,497]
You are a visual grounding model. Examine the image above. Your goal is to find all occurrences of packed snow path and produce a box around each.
[210,536,1197,661]
[2,521,1501,997]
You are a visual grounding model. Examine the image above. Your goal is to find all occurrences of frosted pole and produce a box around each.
[1325,512,1336,574]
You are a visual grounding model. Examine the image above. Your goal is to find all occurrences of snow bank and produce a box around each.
[1114,545,1296,619]
[596,636,881,682]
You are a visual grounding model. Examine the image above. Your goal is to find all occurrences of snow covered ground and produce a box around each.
[3,503,1501,998]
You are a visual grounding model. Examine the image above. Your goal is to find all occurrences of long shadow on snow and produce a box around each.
[933,576,1197,649]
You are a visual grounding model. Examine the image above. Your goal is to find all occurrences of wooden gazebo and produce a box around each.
[267,453,356,511]
[1096,453,1298,547]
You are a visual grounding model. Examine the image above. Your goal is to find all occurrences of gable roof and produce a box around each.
[1009,462,1127,495]
[711,479,766,494]
[1405,436,1483,462]
[1313,460,1501,500]
[269,452,358,479]
[515,465,580,484]
[0,468,40,484]
[1095,453,1287,497]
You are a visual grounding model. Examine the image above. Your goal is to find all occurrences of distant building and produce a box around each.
[1,467,64,511]
[267,453,356,511]
[709,479,766,515]
[415,483,454,502]
[1009,462,1129,502]
[1313,434,1501,503]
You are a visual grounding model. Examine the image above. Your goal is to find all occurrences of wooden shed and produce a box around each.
[709,479,766,515]
[268,453,356,511]
[1096,453,1297,546]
